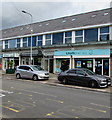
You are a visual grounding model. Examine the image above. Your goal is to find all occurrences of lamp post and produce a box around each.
[22,10,33,65]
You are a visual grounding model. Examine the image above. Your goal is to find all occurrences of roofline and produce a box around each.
[1,7,111,31]
[0,23,111,41]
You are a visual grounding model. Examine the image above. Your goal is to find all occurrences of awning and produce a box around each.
[20,50,43,57]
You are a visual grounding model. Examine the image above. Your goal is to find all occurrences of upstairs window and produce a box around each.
[75,30,83,43]
[52,32,63,45]
[5,40,8,49]
[23,37,27,47]
[45,34,52,45]
[100,26,109,41]
[65,32,72,44]
[32,36,37,47]
[37,35,43,46]
[17,38,21,48]
[9,39,16,48]
[85,28,98,42]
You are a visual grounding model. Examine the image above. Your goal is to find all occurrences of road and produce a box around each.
[1,75,111,119]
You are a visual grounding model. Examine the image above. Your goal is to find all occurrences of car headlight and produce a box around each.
[38,73,45,76]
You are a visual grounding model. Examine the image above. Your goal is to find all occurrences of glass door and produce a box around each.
[103,59,109,76]
[95,59,102,75]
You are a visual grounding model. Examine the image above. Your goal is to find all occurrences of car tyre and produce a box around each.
[33,75,38,81]
[89,81,98,88]
[62,77,68,84]
[16,73,21,79]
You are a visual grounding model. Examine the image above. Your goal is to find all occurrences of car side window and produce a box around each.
[76,70,85,75]
[24,66,31,71]
[67,70,76,74]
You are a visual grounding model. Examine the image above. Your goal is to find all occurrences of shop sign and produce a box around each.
[54,49,110,56]
[3,53,19,57]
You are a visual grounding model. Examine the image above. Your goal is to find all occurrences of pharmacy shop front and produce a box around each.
[54,49,110,76]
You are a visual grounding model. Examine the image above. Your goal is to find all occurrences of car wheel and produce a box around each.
[89,81,98,88]
[62,77,68,84]
[16,73,21,79]
[33,75,38,81]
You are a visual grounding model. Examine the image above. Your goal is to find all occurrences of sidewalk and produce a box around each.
[1,73,112,93]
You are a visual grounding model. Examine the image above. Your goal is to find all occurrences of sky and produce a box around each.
[0,0,112,30]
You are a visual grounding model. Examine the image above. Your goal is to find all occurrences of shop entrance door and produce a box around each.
[103,59,109,76]
[95,59,102,75]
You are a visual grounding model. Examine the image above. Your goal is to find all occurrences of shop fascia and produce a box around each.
[54,49,110,58]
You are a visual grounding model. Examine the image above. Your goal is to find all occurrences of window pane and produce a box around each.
[85,28,98,42]
[17,38,20,42]
[75,37,83,43]
[65,32,72,37]
[46,40,51,45]
[38,35,43,40]
[23,37,27,42]
[75,30,83,36]
[100,34,109,41]
[28,37,31,47]
[38,41,42,46]
[46,34,51,39]
[17,44,20,48]
[9,39,16,48]
[53,32,63,45]
[100,27,109,33]
[65,38,72,44]
[32,36,36,46]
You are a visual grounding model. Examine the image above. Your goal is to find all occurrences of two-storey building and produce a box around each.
[0,8,112,77]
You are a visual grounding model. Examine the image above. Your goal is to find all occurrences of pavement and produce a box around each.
[1,71,112,93]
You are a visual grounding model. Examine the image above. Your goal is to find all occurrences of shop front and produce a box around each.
[2,53,19,70]
[54,49,110,76]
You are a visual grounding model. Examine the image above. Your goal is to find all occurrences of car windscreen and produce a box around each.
[83,69,95,75]
[31,65,44,71]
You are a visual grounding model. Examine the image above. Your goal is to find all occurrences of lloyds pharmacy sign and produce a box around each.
[54,49,110,56]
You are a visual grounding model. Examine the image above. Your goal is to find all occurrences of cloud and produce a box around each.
[1,1,111,30]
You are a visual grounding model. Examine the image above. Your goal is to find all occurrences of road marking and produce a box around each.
[0,94,5,97]
[0,89,13,94]
[46,112,57,118]
[2,105,20,113]
[90,103,111,109]
[18,92,33,97]
[81,106,107,113]
[46,98,64,104]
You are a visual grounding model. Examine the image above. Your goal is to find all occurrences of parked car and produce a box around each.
[15,65,49,80]
[58,68,111,88]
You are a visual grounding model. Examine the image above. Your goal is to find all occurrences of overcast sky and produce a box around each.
[0,0,112,30]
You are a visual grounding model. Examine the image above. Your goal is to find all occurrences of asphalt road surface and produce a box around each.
[1,76,111,119]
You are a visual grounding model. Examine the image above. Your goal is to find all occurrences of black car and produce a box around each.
[58,68,111,88]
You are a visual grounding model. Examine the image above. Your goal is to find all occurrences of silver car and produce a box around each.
[15,65,49,80]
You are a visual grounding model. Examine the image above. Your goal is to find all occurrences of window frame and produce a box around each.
[64,31,72,44]
[99,26,110,41]
[75,30,83,43]
[45,34,52,45]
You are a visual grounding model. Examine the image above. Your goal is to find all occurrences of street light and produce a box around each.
[22,10,33,65]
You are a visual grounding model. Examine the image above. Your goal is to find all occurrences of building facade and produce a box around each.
[0,8,112,77]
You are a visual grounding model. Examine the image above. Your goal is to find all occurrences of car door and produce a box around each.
[23,66,34,79]
[75,70,89,85]
[66,70,78,83]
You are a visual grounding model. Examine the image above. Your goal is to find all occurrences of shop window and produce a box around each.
[65,31,72,44]
[5,40,8,49]
[100,26,109,41]
[52,32,63,45]
[84,28,98,42]
[45,34,52,45]
[75,30,83,43]
[23,37,27,47]
[17,38,21,48]
[37,35,43,46]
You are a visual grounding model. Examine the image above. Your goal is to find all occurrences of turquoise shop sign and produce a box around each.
[54,49,110,56]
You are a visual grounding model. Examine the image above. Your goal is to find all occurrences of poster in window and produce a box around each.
[76,61,81,68]
[87,61,92,68]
